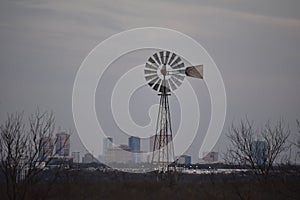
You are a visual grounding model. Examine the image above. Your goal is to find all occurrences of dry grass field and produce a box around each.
[1,170,299,200]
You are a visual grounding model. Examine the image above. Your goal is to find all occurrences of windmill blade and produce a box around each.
[185,65,203,79]
[148,57,156,65]
[145,62,158,70]
[170,76,182,87]
[168,78,177,91]
[168,53,176,65]
[145,74,157,81]
[170,57,181,67]
[153,79,162,91]
[153,53,161,65]
[144,69,156,75]
[173,74,184,81]
[172,62,185,69]
[159,51,165,64]
[165,51,170,65]
[148,77,159,87]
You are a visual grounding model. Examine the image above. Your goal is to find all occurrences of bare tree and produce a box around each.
[294,119,300,149]
[293,119,300,163]
[0,109,70,200]
[225,118,290,179]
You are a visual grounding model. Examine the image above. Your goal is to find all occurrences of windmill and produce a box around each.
[144,50,203,173]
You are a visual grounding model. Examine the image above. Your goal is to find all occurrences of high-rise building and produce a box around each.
[71,152,80,163]
[251,141,266,165]
[82,153,94,163]
[55,132,70,157]
[106,145,132,164]
[129,136,140,152]
[103,137,113,154]
[103,137,113,163]
[203,152,218,163]
[40,136,54,160]
[177,155,192,164]
[131,151,149,163]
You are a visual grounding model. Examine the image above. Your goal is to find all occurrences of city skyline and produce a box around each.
[96,135,213,164]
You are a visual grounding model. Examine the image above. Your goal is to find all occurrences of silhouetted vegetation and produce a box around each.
[0,109,70,200]
[225,118,290,180]
[0,168,299,200]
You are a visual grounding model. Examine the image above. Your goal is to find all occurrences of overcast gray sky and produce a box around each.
[0,0,300,162]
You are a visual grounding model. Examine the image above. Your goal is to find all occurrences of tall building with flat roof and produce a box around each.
[72,152,80,163]
[40,136,54,160]
[106,145,132,164]
[103,137,113,154]
[82,153,94,163]
[129,136,140,152]
[55,132,70,157]
[177,155,192,164]
[203,152,218,163]
[251,141,266,165]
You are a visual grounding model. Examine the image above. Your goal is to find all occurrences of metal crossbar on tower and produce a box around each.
[144,50,203,174]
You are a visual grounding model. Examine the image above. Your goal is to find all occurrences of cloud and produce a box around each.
[2,0,299,50]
